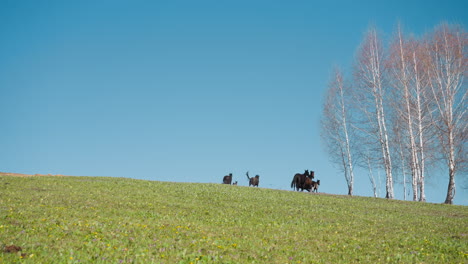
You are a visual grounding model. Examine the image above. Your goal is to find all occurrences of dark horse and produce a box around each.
[291,170,314,192]
[311,180,320,193]
[223,173,233,184]
[246,171,259,187]
[303,177,313,192]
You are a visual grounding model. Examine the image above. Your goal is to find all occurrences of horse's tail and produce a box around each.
[291,175,296,189]
[246,171,250,180]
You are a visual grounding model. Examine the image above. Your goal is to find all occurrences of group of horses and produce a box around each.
[222,171,259,187]
[290,170,320,193]
[222,169,320,193]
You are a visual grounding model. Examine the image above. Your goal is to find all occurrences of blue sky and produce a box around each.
[1,0,467,204]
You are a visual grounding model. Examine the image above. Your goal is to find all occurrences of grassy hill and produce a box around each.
[0,175,467,263]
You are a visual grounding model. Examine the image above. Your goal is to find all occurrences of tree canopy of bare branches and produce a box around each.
[353,27,395,199]
[426,23,467,204]
[321,68,355,195]
[321,22,466,204]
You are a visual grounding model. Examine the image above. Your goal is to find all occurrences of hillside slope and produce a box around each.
[0,175,467,263]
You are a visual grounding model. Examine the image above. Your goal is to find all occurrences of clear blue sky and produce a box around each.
[1,0,467,204]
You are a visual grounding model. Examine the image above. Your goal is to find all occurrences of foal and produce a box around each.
[311,180,320,193]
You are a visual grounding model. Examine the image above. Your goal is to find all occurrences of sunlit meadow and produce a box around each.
[0,175,467,263]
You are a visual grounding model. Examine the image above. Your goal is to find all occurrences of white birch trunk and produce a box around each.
[367,28,394,199]
[321,69,356,196]
[426,24,466,204]
[397,128,408,201]
[367,155,377,198]
[338,73,355,196]
[398,30,420,201]
[412,50,427,202]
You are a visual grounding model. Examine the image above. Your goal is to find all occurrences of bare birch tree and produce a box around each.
[321,68,356,195]
[387,25,434,202]
[425,23,467,204]
[354,27,395,199]
[322,22,466,203]
[388,25,420,201]
[411,39,436,202]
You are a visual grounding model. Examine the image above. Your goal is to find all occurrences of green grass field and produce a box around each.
[0,175,467,263]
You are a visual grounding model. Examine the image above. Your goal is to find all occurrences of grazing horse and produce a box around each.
[311,180,320,193]
[223,173,233,184]
[246,171,260,187]
[291,170,311,191]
